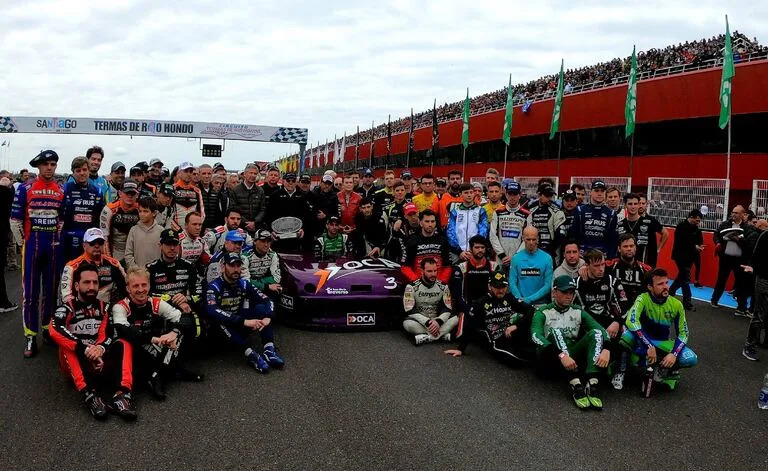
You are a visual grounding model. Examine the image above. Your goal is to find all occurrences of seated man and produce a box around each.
[50,263,136,421]
[509,226,553,306]
[203,208,254,255]
[206,230,251,284]
[147,229,204,343]
[353,198,388,259]
[445,271,534,365]
[112,267,202,401]
[248,229,282,297]
[450,235,499,326]
[61,228,126,305]
[206,253,284,373]
[553,240,584,280]
[621,268,698,395]
[605,233,651,306]
[313,216,354,262]
[531,275,610,410]
[402,258,456,345]
[402,209,451,283]
[178,211,211,275]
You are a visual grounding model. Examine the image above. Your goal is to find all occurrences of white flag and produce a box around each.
[338,133,346,164]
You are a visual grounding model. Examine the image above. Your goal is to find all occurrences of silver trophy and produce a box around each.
[271,216,303,239]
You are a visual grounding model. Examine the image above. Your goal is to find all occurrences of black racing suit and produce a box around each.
[449,258,499,317]
[146,256,204,341]
[402,232,452,283]
[353,212,388,259]
[526,202,565,259]
[387,221,420,264]
[605,258,651,307]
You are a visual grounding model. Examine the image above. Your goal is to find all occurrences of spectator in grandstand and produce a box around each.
[403,258,456,345]
[711,205,754,315]
[554,240,585,280]
[526,183,565,260]
[402,209,451,283]
[124,197,162,269]
[569,180,618,259]
[438,170,463,228]
[412,174,440,214]
[570,184,586,206]
[447,182,489,262]
[228,163,266,234]
[490,180,528,268]
[100,179,140,265]
[373,170,396,212]
[509,226,553,306]
[669,209,704,311]
[338,174,362,232]
[618,193,668,267]
[356,168,379,200]
[314,216,354,262]
[531,275,611,410]
[449,235,498,323]
[353,198,388,259]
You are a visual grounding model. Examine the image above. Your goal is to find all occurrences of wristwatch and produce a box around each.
[558,352,567,359]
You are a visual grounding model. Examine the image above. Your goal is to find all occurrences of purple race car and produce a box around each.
[274,253,407,330]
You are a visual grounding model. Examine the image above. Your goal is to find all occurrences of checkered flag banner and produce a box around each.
[0,117,19,133]
[269,127,308,144]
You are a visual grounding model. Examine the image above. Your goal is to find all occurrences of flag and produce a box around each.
[324,139,329,166]
[386,114,392,163]
[355,125,360,168]
[522,100,533,113]
[431,98,439,159]
[719,15,734,129]
[333,134,339,165]
[625,45,638,138]
[369,120,375,165]
[549,59,564,140]
[461,88,470,149]
[502,74,514,146]
[407,108,414,162]
[0,140,6,147]
[339,132,346,164]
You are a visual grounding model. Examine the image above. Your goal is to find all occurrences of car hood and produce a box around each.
[280,254,405,296]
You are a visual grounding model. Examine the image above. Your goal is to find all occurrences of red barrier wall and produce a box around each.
[656,229,728,290]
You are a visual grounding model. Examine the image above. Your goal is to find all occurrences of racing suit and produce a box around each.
[60,253,127,305]
[88,174,111,204]
[456,292,534,363]
[526,202,565,259]
[100,200,139,264]
[402,232,451,283]
[178,230,211,285]
[12,179,65,336]
[489,204,528,264]
[206,249,250,285]
[387,220,420,264]
[172,180,205,232]
[50,298,133,393]
[373,187,395,214]
[155,204,178,231]
[112,296,184,376]
[137,182,156,200]
[402,278,456,338]
[147,256,203,341]
[203,226,254,255]
[447,203,489,255]
[248,249,281,294]
[568,203,618,258]
[605,258,651,306]
[554,207,578,258]
[60,179,104,267]
[205,277,275,350]
[383,199,409,229]
[313,232,354,262]
[450,257,499,317]
[617,215,664,267]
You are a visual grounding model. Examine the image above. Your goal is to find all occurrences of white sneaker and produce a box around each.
[414,334,431,346]
[653,367,667,383]
[440,333,452,342]
[611,372,625,390]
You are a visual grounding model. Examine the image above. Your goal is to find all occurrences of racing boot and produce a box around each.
[41,328,52,345]
[569,381,590,410]
[247,351,270,373]
[83,390,108,421]
[263,344,285,368]
[146,371,167,401]
[586,380,603,410]
[23,336,37,358]
[109,391,138,421]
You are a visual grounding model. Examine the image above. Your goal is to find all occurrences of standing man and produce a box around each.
[482,181,504,223]
[198,163,226,231]
[569,180,618,259]
[12,150,65,357]
[85,146,110,202]
[147,158,165,187]
[100,179,140,265]
[373,170,397,213]
[447,182,489,262]
[711,205,752,314]
[403,258,456,345]
[154,183,178,230]
[411,174,440,214]
[526,183,565,260]
[203,208,254,255]
[669,209,704,311]
[61,228,127,305]
[509,227,553,306]
[338,174,362,231]
[129,164,156,199]
[105,161,126,204]
[554,241,585,281]
[741,223,768,361]
[570,184,586,206]
[61,157,105,267]
[172,162,205,232]
[311,175,339,238]
[605,187,623,220]
[353,198,388,259]
[228,163,266,235]
[555,189,579,255]
[606,233,651,305]
[261,166,282,210]
[355,168,379,200]
[402,209,451,283]
[618,193,667,267]
[438,170,463,229]
[490,180,529,269]
[0,176,17,312]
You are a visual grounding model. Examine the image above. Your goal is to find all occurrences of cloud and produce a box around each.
[0,0,765,172]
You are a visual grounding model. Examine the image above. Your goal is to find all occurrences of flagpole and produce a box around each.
[556,131,562,178]
[629,133,635,180]
[726,111,732,182]
[462,147,466,178]
[502,143,509,180]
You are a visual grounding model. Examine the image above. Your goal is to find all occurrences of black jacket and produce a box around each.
[228,183,266,229]
[671,219,703,264]
[199,183,227,230]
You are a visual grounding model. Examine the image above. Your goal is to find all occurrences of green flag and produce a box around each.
[719,15,734,129]
[549,59,564,140]
[625,45,638,138]
[462,88,470,149]
[503,74,514,146]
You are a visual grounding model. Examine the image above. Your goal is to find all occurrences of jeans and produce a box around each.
[712,254,748,310]
[745,277,768,348]
[669,260,692,305]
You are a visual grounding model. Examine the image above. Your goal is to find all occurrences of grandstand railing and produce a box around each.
[752,179,768,220]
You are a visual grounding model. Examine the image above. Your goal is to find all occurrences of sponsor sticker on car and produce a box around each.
[279,294,294,310]
[347,313,375,326]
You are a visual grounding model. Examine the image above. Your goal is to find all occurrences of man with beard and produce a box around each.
[85,146,110,203]
[198,164,227,231]
[50,263,136,420]
[206,253,284,373]
[526,183,565,260]
[605,234,651,305]
[61,157,105,267]
[388,202,420,263]
[204,208,254,255]
[569,180,618,259]
[711,204,754,315]
[206,230,250,284]
[617,193,667,267]
[100,179,140,265]
[178,212,210,275]
[438,170,464,229]
[105,161,126,204]
[621,268,698,393]
[403,209,451,283]
[450,235,498,326]
[445,271,534,365]
[61,228,127,305]
[373,170,396,213]
[482,181,504,224]
[313,216,354,262]
[172,162,205,232]
[147,158,165,188]
[113,267,202,400]
[353,198,388,260]
[355,168,379,200]
[509,227,553,306]
[490,180,529,269]
[403,258,456,345]
[154,183,178,231]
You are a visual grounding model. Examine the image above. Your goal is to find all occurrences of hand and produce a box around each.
[343,225,352,234]
[560,354,577,371]
[660,353,677,368]
[171,293,188,306]
[84,344,104,361]
[367,247,381,259]
[426,320,440,337]
[444,349,463,357]
[393,220,402,232]
[459,251,471,261]
[245,221,256,232]
[577,265,589,279]
[92,357,104,371]
[298,228,304,239]
[695,245,705,252]
[504,325,518,338]
[317,210,326,220]
[501,255,512,266]
[268,283,282,293]
[646,345,657,365]
[158,331,179,350]
[741,265,754,273]
[595,349,611,368]
[606,321,621,339]
[179,302,192,314]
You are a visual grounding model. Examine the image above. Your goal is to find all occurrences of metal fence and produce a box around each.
[570,176,632,204]
[513,176,560,199]
[752,180,768,220]
[647,177,729,231]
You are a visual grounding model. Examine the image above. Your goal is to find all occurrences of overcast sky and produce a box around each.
[1,0,765,173]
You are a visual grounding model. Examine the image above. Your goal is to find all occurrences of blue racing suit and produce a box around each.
[568,203,618,258]
[12,179,65,337]
[60,179,104,268]
[205,277,274,350]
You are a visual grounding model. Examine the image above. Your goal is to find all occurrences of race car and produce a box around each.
[275,253,407,330]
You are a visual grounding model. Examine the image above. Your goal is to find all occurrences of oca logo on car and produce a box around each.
[347,314,375,326]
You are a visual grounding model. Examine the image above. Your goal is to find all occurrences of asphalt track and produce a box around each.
[1,272,767,471]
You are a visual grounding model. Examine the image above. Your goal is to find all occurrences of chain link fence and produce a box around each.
[751,180,768,220]
[647,177,729,231]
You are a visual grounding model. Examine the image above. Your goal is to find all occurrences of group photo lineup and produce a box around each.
[1,1,767,470]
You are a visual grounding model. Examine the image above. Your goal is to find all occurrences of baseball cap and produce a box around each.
[110,161,126,173]
[135,161,149,172]
[83,227,105,243]
[562,189,577,200]
[149,158,164,167]
[537,183,556,196]
[591,180,607,190]
[489,271,509,288]
[472,182,483,190]
[363,168,374,177]
[255,229,272,241]
[322,175,334,183]
[553,275,577,292]
[225,230,246,243]
[299,175,311,183]
[327,215,340,224]
[283,172,297,181]
[223,252,244,265]
[401,170,412,179]
[159,183,175,196]
[212,162,225,172]
[404,202,418,215]
[29,149,59,168]
[505,181,521,194]
[160,228,180,244]
[179,161,195,171]
[122,179,139,193]
[436,178,447,186]
[129,165,144,175]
